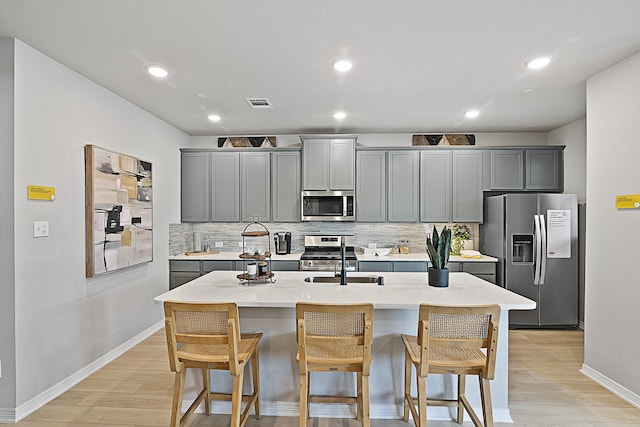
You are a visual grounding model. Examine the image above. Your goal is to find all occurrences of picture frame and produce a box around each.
[84,145,153,277]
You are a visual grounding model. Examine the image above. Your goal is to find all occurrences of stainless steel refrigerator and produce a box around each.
[480,194,578,328]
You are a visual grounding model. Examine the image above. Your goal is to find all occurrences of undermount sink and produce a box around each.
[304,275,383,284]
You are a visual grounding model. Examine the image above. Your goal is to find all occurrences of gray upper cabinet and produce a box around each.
[420,150,452,222]
[302,138,355,190]
[356,150,387,222]
[452,150,483,222]
[484,147,564,192]
[489,149,524,190]
[329,139,355,190]
[271,151,301,222]
[525,148,563,191]
[388,150,419,222]
[211,152,240,221]
[181,152,210,222]
[240,152,270,222]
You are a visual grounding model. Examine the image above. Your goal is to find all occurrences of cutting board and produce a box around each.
[184,250,220,256]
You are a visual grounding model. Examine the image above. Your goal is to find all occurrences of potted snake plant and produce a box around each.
[426,226,452,287]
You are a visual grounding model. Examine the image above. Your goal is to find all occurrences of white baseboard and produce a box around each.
[189,400,513,423]
[0,320,164,423]
[580,364,640,409]
[578,320,585,330]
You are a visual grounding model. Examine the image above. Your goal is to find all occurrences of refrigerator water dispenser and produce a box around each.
[512,234,533,264]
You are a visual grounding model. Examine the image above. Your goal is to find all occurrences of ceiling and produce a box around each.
[2,1,640,136]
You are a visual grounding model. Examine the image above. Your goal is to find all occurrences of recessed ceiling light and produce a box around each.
[524,55,553,70]
[464,110,480,119]
[207,114,221,122]
[145,65,169,78]
[195,93,206,98]
[521,88,533,94]
[333,111,347,120]
[332,59,353,72]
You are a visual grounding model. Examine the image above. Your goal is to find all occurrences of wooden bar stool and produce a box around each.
[163,301,262,427]
[401,304,500,427]
[296,302,374,427]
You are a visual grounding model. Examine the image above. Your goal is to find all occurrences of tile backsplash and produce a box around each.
[169,222,478,255]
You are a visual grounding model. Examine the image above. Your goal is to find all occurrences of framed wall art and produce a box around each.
[84,145,153,277]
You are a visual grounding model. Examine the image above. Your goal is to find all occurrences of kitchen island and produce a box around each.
[154,270,534,422]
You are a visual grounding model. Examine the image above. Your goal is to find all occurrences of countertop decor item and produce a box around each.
[426,226,451,287]
[451,223,471,255]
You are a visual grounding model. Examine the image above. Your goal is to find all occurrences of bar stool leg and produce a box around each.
[403,349,412,422]
[457,374,466,423]
[299,372,308,427]
[251,350,261,418]
[230,370,244,427]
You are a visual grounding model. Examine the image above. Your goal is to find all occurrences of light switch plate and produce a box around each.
[215,241,223,248]
[33,221,49,237]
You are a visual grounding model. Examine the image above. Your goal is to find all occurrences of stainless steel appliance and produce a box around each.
[300,235,357,271]
[274,231,292,255]
[301,191,354,221]
[480,194,578,328]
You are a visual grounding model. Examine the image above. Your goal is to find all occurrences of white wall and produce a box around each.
[10,39,189,409]
[548,119,587,203]
[191,132,548,148]
[584,52,640,400]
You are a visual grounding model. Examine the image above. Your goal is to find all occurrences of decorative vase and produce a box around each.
[428,268,449,288]
[451,237,465,255]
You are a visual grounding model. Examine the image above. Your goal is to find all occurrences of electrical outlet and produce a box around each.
[238,242,243,247]
[368,243,377,249]
[215,241,223,248]
[33,221,49,237]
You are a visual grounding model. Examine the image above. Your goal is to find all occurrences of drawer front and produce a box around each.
[202,260,235,272]
[169,272,201,289]
[473,274,496,284]
[270,260,300,271]
[462,263,496,275]
[447,262,462,272]
[358,261,393,272]
[393,261,428,272]
[169,260,201,273]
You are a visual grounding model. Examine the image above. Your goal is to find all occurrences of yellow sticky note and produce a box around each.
[28,185,56,201]
[616,194,640,209]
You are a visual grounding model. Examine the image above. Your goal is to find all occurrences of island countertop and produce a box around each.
[168,252,498,263]
[155,270,533,310]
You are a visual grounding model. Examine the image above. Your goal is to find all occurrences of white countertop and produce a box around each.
[155,270,533,311]
[169,252,497,263]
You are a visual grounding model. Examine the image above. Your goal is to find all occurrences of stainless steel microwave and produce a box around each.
[301,191,354,221]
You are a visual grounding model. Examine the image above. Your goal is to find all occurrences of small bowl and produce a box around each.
[375,248,391,257]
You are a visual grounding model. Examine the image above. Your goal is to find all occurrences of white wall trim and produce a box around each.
[581,364,640,409]
[192,400,513,423]
[4,320,164,423]
[578,320,585,330]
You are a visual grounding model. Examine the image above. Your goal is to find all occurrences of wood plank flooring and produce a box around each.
[14,329,640,426]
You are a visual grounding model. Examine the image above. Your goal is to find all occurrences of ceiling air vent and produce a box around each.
[246,98,273,109]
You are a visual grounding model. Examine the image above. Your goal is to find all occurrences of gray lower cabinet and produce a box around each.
[272,152,301,222]
[169,260,202,289]
[358,261,393,272]
[356,150,387,222]
[387,150,419,222]
[181,152,210,222]
[358,261,427,272]
[392,261,428,272]
[449,261,496,284]
[452,150,483,222]
[211,152,240,221]
[240,152,270,221]
[420,150,452,222]
[202,260,238,273]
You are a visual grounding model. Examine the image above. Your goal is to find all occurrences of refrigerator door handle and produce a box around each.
[533,214,542,285]
[539,213,547,285]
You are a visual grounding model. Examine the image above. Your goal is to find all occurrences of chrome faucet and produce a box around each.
[340,235,347,285]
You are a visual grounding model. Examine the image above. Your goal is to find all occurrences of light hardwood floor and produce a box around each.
[14,329,640,426]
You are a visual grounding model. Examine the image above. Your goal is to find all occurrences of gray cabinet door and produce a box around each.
[358,261,393,272]
[181,152,210,222]
[387,151,419,222]
[356,151,386,222]
[241,152,270,222]
[329,139,355,190]
[490,149,524,190]
[420,150,452,222]
[302,139,329,190]
[525,148,563,191]
[211,152,240,221]
[453,150,483,222]
[170,272,201,289]
[272,151,301,222]
[393,261,428,272]
[270,260,300,271]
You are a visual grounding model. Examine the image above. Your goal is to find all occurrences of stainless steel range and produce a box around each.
[299,235,357,272]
